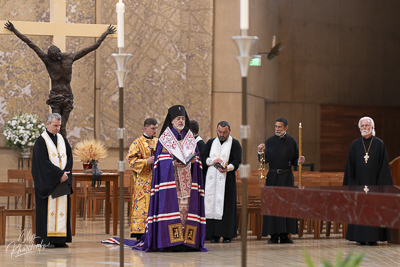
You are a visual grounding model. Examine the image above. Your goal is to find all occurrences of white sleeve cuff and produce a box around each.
[206,158,214,166]
[227,164,234,172]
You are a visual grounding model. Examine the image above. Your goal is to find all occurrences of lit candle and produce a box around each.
[272,35,276,47]
[116,0,125,48]
[240,0,249,30]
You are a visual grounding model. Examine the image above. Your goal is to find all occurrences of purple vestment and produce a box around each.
[133,128,208,252]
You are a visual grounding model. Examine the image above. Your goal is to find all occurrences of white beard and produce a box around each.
[361,129,372,137]
[173,122,184,131]
[275,130,286,137]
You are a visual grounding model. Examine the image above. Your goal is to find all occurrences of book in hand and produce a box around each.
[174,153,198,166]
[214,161,227,169]
[51,182,71,198]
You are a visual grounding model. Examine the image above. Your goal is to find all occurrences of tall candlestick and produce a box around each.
[116,0,125,48]
[240,0,249,30]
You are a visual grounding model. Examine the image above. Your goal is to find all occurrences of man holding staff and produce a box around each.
[257,117,305,244]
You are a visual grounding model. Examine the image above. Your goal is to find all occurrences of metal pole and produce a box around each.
[232,35,258,267]
[112,51,132,267]
[241,76,248,267]
[119,85,124,267]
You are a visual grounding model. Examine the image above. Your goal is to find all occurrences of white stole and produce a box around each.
[41,131,68,237]
[204,136,233,220]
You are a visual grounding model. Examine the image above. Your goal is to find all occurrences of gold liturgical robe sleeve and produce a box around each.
[126,136,158,175]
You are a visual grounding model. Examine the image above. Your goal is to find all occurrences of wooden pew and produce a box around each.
[0,182,36,245]
[236,170,263,240]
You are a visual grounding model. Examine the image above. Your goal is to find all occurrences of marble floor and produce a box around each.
[1,206,400,267]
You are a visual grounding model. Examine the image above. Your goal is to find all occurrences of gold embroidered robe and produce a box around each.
[126,135,158,234]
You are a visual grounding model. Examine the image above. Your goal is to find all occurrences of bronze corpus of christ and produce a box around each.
[4,21,116,137]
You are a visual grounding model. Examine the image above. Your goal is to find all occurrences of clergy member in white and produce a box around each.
[202,121,242,243]
[31,113,73,248]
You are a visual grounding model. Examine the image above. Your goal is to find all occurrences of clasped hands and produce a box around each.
[60,171,70,183]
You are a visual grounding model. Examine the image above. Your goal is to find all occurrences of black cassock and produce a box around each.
[261,134,299,236]
[343,136,393,242]
[31,130,73,245]
[202,137,242,239]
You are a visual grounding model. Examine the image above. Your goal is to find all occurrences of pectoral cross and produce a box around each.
[364,185,369,193]
[364,153,369,163]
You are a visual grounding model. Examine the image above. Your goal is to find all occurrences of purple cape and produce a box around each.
[133,128,208,252]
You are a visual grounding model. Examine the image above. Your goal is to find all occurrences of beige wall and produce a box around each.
[212,0,279,168]
[267,0,400,170]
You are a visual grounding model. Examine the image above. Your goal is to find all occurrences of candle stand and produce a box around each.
[112,50,132,267]
[232,31,258,267]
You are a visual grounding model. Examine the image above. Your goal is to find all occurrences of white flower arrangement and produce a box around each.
[3,113,46,152]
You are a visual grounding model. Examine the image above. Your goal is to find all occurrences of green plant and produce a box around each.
[302,248,364,267]
[3,113,46,151]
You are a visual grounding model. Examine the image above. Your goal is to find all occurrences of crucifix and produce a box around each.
[0,0,116,137]
[364,153,369,163]
[364,185,369,193]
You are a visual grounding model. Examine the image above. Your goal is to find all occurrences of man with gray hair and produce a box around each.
[257,117,305,244]
[31,113,73,248]
[343,116,393,246]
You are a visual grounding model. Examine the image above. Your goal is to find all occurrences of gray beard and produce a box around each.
[275,131,286,137]
[173,123,184,131]
[361,130,371,137]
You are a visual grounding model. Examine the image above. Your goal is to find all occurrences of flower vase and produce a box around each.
[83,162,93,173]
[21,147,31,159]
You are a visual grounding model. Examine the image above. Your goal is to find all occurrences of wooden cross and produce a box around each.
[0,0,116,52]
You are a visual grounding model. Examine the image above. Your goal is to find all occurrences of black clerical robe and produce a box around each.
[343,136,393,243]
[202,137,242,240]
[261,134,299,236]
[31,130,73,245]
[195,135,206,156]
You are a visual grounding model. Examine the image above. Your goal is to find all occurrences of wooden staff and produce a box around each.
[298,122,302,186]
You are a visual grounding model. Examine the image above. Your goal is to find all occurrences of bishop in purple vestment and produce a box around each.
[133,105,207,252]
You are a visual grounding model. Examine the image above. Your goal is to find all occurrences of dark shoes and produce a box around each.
[268,234,294,244]
[46,243,69,248]
[268,237,279,244]
[280,237,294,244]
[210,237,231,243]
[357,241,378,246]
[55,243,69,248]
[131,233,143,240]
